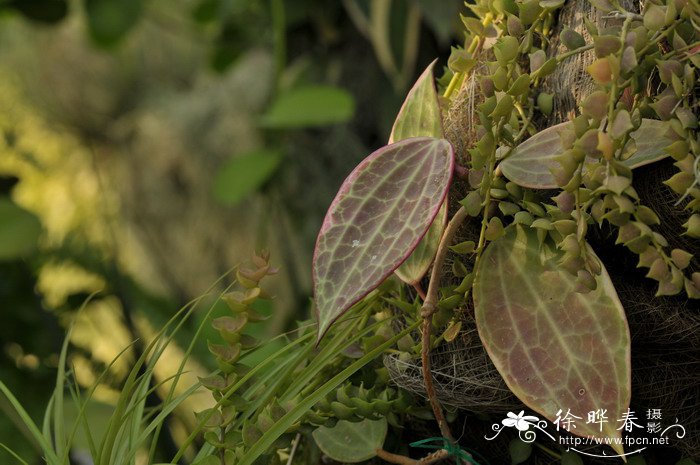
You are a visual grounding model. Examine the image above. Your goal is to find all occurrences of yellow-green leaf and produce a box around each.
[312,418,387,463]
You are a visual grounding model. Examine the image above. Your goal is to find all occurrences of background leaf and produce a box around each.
[312,418,387,463]
[499,119,673,188]
[313,137,454,340]
[474,226,630,455]
[0,197,42,261]
[213,149,282,205]
[262,85,355,128]
[390,60,446,285]
[85,0,142,47]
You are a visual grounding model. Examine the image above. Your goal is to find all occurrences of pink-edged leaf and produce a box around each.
[395,201,447,285]
[474,226,630,456]
[389,59,443,143]
[388,59,447,285]
[313,137,454,340]
[499,119,673,189]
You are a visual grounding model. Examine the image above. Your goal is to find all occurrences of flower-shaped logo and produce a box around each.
[502,411,540,431]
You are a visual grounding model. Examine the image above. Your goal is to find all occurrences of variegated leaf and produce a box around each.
[474,226,630,455]
[499,119,673,189]
[313,137,454,340]
[389,59,447,285]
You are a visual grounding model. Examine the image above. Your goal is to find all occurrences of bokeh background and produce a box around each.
[0,0,463,462]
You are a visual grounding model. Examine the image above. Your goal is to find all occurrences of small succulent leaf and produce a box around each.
[312,418,388,463]
[474,226,630,455]
[499,119,673,188]
[395,200,447,284]
[389,59,443,143]
[313,137,454,340]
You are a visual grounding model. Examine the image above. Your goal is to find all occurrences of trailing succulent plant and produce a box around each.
[196,253,433,465]
[197,1,699,464]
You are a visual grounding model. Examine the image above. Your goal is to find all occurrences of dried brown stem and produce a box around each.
[418,449,451,465]
[376,449,450,465]
[420,206,469,443]
[376,449,418,465]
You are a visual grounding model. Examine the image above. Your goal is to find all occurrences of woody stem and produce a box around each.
[420,206,469,443]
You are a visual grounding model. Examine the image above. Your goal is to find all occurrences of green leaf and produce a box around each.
[85,0,142,47]
[313,138,454,340]
[499,119,673,188]
[389,60,443,143]
[390,60,446,285]
[312,418,387,463]
[262,85,355,128]
[560,27,585,51]
[213,149,282,205]
[0,197,42,261]
[395,201,447,285]
[474,227,630,456]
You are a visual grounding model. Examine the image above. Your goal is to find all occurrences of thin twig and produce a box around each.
[420,206,469,442]
[286,433,301,465]
[602,11,643,20]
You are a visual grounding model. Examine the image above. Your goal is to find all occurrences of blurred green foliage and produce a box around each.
[0,0,461,461]
[0,196,41,260]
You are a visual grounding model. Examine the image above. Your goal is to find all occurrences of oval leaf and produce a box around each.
[213,149,282,205]
[389,60,443,143]
[474,226,630,455]
[500,119,673,188]
[313,137,454,340]
[389,59,446,285]
[262,85,355,128]
[0,197,42,261]
[312,418,387,463]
